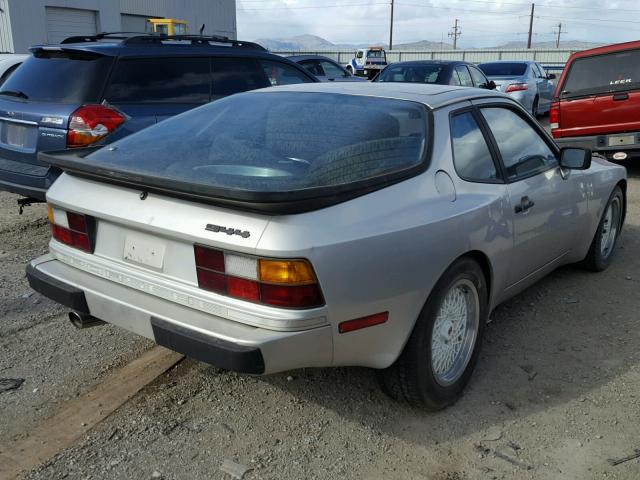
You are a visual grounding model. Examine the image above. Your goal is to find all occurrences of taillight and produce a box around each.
[194,245,324,309]
[67,104,125,148]
[47,204,94,253]
[505,83,528,93]
[549,101,560,132]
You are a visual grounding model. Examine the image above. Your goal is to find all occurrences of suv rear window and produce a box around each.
[86,92,428,193]
[104,57,210,103]
[0,51,112,103]
[479,62,527,77]
[561,49,640,98]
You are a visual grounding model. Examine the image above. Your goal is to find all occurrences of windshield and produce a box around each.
[479,62,527,77]
[0,51,113,103]
[86,92,428,193]
[561,49,640,97]
[376,64,444,84]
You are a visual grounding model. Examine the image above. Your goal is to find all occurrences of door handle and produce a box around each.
[613,93,629,101]
[515,196,535,213]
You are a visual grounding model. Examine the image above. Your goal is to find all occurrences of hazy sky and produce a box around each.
[237,0,640,47]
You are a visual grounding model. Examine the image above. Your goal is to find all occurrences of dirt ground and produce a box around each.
[1,163,639,480]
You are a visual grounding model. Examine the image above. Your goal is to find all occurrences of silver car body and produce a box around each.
[478,60,555,115]
[29,83,626,374]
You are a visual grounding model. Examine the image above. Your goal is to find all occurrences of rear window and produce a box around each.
[561,49,640,98]
[377,64,444,83]
[212,58,270,100]
[479,62,527,77]
[104,57,210,104]
[0,51,112,103]
[86,92,428,193]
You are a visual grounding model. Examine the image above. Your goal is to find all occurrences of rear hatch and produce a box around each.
[0,48,113,175]
[479,63,528,92]
[555,47,640,138]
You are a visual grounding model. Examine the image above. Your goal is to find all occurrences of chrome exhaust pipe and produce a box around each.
[68,311,106,329]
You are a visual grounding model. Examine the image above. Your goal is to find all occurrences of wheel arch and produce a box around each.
[617,179,627,226]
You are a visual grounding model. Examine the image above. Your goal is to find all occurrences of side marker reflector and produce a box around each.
[338,312,389,334]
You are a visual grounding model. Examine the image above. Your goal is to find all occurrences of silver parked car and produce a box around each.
[478,60,556,117]
[288,55,367,82]
[28,83,626,409]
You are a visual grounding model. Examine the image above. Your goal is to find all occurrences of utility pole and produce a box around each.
[526,3,535,49]
[448,19,461,50]
[389,0,394,50]
[553,22,566,48]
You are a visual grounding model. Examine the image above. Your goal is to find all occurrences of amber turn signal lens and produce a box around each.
[258,259,316,285]
[47,204,54,224]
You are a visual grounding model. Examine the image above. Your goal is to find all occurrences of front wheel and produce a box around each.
[346,65,353,75]
[378,257,488,410]
[582,186,624,271]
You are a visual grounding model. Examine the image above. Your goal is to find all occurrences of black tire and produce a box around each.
[531,96,539,117]
[582,185,624,272]
[346,65,353,75]
[377,257,488,410]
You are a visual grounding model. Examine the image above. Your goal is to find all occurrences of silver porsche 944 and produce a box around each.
[28,83,626,409]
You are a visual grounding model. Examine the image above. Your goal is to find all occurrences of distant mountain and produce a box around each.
[255,35,604,51]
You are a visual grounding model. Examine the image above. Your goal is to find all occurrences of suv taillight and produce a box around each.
[67,104,125,148]
[47,204,94,253]
[194,245,324,309]
[549,101,560,132]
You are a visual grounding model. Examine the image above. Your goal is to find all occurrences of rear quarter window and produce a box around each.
[0,51,113,103]
[85,92,429,194]
[561,49,640,98]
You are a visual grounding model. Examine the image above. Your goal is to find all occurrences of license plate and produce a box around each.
[123,235,166,270]
[608,134,635,147]
[4,123,30,147]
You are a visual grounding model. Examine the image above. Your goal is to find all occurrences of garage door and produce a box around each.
[121,14,151,33]
[45,7,97,45]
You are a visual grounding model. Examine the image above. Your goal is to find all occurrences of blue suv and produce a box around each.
[0,33,317,202]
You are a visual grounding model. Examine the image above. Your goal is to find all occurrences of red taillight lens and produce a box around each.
[505,83,528,93]
[48,205,93,253]
[194,245,324,309]
[67,104,125,148]
[549,101,560,133]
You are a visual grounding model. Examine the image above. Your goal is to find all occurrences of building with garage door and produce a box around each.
[0,0,236,53]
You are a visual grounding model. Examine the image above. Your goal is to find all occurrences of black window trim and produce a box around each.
[468,65,489,88]
[473,100,561,184]
[449,105,505,185]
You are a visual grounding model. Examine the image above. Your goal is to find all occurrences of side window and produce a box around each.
[261,60,312,86]
[104,57,210,103]
[320,60,345,78]
[455,66,473,87]
[356,51,364,59]
[450,69,461,86]
[211,58,270,100]
[468,66,488,88]
[451,111,498,181]
[299,60,324,76]
[481,107,557,180]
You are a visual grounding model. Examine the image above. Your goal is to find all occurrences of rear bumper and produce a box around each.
[554,132,640,159]
[26,254,333,374]
[0,158,58,200]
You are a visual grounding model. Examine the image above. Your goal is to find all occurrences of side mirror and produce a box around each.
[560,147,591,170]
[547,73,556,80]
[486,80,497,90]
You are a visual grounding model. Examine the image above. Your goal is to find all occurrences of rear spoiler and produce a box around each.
[38,148,426,215]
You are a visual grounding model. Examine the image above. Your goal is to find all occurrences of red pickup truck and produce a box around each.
[551,40,640,161]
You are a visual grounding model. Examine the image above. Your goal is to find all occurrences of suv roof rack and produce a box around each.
[60,32,266,51]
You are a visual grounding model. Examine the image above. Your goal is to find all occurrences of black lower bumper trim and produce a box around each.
[151,317,265,374]
[26,263,90,313]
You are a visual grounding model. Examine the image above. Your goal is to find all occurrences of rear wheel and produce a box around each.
[378,257,488,410]
[582,186,624,271]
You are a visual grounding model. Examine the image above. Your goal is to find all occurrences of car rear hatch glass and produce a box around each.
[560,48,640,99]
[0,49,113,169]
[47,91,429,213]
